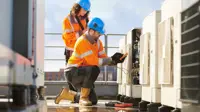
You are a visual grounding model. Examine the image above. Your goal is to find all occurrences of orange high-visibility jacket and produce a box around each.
[67,34,107,67]
[62,14,87,51]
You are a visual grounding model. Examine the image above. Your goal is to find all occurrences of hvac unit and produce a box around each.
[118,28,142,105]
[0,0,45,110]
[119,28,141,107]
[125,29,142,99]
[139,11,161,107]
[0,0,36,86]
[181,1,200,111]
[180,0,200,104]
[158,0,182,110]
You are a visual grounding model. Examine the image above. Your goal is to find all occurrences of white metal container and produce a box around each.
[140,10,161,103]
[158,0,182,108]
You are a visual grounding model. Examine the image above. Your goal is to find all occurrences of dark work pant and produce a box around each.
[64,49,76,91]
[64,49,73,64]
[65,66,100,105]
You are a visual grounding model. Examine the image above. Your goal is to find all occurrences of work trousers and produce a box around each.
[65,66,100,105]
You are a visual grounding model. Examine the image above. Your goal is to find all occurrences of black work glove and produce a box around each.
[111,52,127,64]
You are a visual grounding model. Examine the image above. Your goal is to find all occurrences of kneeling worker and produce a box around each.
[55,17,127,106]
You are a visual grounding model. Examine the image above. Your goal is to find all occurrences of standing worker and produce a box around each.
[61,0,91,96]
[62,0,91,63]
[55,17,127,106]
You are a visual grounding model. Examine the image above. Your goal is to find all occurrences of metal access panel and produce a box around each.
[181,0,200,104]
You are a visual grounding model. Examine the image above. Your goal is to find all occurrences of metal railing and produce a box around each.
[44,33,126,83]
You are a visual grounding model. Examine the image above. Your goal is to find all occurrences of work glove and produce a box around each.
[111,52,127,65]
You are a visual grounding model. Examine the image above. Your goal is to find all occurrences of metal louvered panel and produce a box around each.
[158,17,174,85]
[181,0,200,104]
[139,33,150,85]
[161,17,174,85]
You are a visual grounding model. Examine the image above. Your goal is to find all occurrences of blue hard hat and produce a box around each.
[77,0,91,11]
[88,17,105,34]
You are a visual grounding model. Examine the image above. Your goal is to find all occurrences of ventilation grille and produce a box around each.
[181,1,200,103]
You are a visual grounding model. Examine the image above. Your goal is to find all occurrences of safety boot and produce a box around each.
[79,88,92,106]
[54,87,77,104]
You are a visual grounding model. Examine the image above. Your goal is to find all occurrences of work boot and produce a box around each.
[79,88,92,106]
[54,87,77,104]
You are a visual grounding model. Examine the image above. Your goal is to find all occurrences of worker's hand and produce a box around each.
[111,52,127,64]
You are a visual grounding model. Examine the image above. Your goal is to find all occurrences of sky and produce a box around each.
[44,0,164,71]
